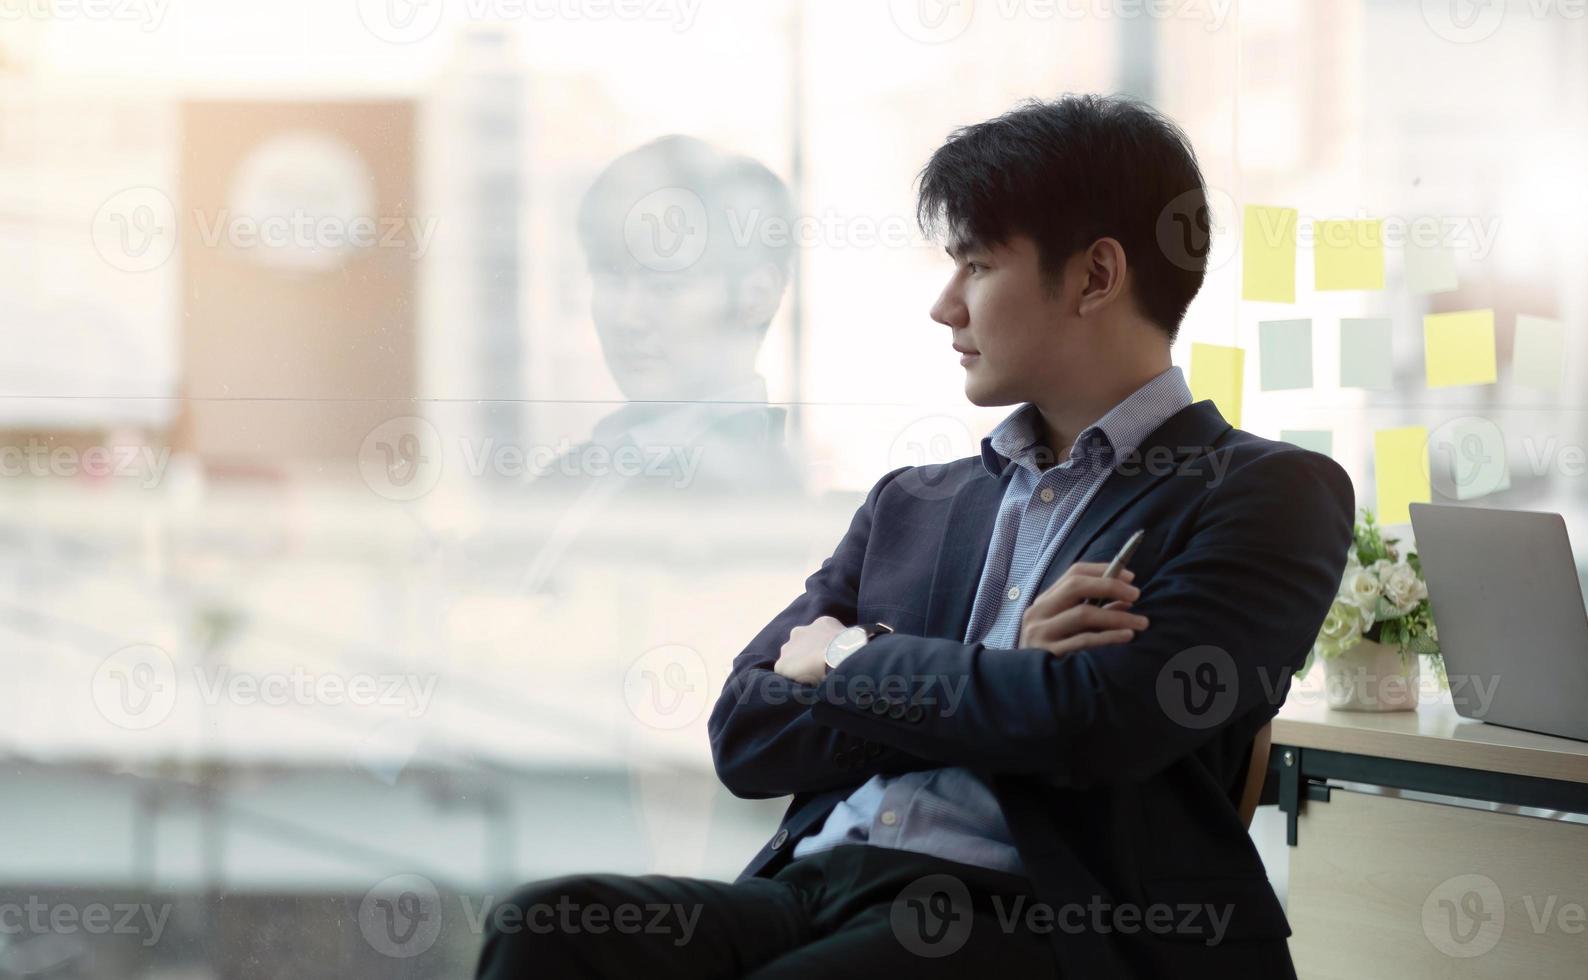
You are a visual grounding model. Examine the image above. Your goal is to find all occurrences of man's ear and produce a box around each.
[1076,238,1129,317]
[732,262,788,330]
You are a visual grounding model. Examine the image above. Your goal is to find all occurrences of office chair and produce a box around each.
[1235,720,1273,831]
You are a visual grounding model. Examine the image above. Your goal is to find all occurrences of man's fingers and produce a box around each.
[1059,561,1114,578]
[1027,574,1141,619]
[1046,628,1136,658]
[1061,604,1149,634]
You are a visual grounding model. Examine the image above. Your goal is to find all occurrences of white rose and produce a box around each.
[1381,563,1425,615]
[1370,558,1394,581]
[1343,568,1381,618]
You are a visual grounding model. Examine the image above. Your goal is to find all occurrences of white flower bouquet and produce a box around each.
[1303,508,1443,678]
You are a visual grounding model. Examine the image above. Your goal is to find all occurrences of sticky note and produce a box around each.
[1404,239,1458,294]
[1259,319,1313,390]
[1281,429,1333,457]
[1190,342,1244,428]
[1423,309,1497,388]
[1374,426,1430,526]
[1439,416,1510,501]
[1512,314,1564,390]
[1242,205,1297,303]
[1340,318,1394,389]
[1314,219,1385,290]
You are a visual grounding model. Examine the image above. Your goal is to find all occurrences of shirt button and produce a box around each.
[880,810,898,826]
[1039,487,1054,503]
[1007,585,1021,600]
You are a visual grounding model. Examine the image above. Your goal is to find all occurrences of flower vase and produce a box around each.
[1322,638,1420,712]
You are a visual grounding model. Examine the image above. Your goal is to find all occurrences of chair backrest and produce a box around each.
[1235,721,1272,831]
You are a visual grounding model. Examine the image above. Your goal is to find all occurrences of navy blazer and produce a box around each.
[708,399,1355,977]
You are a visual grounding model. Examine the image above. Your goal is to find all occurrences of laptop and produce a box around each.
[1409,503,1588,743]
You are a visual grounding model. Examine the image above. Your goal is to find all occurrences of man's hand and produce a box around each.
[1018,561,1149,657]
[774,615,846,685]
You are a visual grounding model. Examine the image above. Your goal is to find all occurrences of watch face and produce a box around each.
[826,625,868,668]
[833,626,868,654]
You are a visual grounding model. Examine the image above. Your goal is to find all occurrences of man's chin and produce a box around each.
[964,376,1018,408]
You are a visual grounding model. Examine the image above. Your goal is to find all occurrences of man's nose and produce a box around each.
[929,279,966,329]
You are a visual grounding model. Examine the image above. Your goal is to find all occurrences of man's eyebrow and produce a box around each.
[944,240,980,260]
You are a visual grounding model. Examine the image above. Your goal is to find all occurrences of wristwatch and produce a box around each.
[824,622,894,671]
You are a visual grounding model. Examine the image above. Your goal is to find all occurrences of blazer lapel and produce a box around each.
[1033,399,1232,595]
[922,462,1016,642]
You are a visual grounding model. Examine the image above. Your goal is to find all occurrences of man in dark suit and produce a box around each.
[478,94,1353,978]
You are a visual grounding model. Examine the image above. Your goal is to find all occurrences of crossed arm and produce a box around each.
[708,452,1354,799]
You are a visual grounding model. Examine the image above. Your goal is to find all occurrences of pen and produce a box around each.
[1088,528,1145,607]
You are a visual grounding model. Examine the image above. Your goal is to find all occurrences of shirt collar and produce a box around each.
[978,365,1194,477]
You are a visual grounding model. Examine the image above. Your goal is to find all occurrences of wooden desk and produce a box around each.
[1267,688,1588,977]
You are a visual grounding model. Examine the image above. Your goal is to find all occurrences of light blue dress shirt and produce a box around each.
[792,366,1194,875]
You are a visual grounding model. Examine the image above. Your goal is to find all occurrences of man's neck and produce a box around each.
[1032,359,1172,467]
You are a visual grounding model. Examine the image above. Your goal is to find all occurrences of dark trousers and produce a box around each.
[475,843,1060,978]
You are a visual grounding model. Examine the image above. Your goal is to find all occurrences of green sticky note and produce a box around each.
[1280,429,1333,457]
[1440,416,1510,501]
[1190,342,1244,428]
[1512,314,1564,390]
[1404,239,1458,294]
[1315,219,1385,290]
[1340,317,1394,389]
[1259,319,1313,391]
[1374,426,1430,526]
[1242,205,1297,303]
[1423,309,1497,388]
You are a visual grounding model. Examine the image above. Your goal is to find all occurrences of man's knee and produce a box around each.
[476,873,623,977]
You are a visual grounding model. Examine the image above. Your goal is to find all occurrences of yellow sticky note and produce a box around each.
[1242,205,1297,303]
[1190,342,1244,428]
[1423,309,1497,388]
[1374,426,1430,526]
[1314,219,1385,290]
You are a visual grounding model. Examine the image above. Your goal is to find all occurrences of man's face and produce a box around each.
[929,233,1079,406]
[588,264,742,402]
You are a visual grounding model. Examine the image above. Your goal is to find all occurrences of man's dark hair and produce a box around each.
[915,93,1209,343]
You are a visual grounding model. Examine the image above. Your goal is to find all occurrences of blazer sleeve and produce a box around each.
[807,449,1356,789]
[707,465,945,799]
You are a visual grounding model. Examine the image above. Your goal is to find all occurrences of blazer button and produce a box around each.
[887,703,907,720]
[770,829,788,850]
[854,691,874,709]
[905,705,924,723]
[870,700,890,715]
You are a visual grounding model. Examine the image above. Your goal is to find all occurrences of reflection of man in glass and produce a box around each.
[538,135,804,496]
